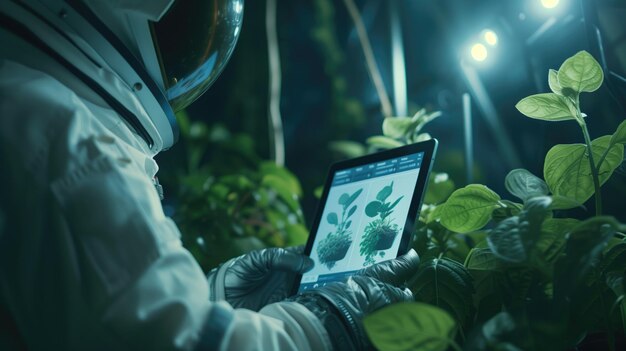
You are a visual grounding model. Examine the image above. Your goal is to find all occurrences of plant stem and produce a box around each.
[580,122,603,216]
[448,338,463,351]
[342,0,393,117]
[596,144,612,171]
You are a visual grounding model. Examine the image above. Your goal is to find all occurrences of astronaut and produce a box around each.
[0,1,419,349]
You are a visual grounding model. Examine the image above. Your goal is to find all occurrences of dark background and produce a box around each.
[158,0,626,223]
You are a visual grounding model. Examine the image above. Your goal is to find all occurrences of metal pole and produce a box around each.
[389,0,407,117]
[462,93,474,184]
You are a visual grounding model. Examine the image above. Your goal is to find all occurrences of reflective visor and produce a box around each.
[150,0,243,111]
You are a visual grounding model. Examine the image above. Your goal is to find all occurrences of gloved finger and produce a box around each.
[284,245,305,255]
[266,248,314,273]
[349,276,413,310]
[358,249,420,287]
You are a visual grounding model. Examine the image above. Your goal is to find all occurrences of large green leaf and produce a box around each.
[548,195,583,210]
[383,116,415,139]
[487,197,551,263]
[610,119,626,146]
[411,257,475,327]
[465,248,504,271]
[515,93,576,122]
[554,216,619,296]
[367,136,404,149]
[557,50,604,93]
[329,140,367,158]
[548,69,563,95]
[439,184,501,233]
[536,218,580,264]
[424,173,455,205]
[504,168,549,202]
[364,302,456,351]
[543,135,624,204]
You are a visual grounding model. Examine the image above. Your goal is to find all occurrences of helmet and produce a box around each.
[1,0,243,150]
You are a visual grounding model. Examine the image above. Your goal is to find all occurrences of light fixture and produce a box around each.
[483,29,498,46]
[470,43,488,62]
[540,0,560,9]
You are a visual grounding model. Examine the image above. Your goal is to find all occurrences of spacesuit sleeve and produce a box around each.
[0,61,330,351]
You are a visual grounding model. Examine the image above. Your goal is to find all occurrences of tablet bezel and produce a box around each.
[292,139,438,294]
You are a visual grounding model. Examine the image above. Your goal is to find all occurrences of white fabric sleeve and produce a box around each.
[217,302,331,351]
[0,61,329,351]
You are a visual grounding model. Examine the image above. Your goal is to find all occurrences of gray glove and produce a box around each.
[207,246,314,311]
[290,250,420,350]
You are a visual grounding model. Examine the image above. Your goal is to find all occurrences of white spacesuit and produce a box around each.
[0,1,418,350]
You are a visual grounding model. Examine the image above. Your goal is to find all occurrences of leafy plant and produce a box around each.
[317,188,363,269]
[359,51,626,351]
[159,113,309,272]
[359,181,403,266]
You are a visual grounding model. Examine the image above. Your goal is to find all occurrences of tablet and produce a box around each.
[294,139,438,293]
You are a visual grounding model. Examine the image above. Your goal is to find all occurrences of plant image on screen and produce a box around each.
[317,188,363,269]
[360,181,404,266]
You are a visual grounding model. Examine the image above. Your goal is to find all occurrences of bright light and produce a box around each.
[540,0,560,9]
[470,43,488,62]
[483,30,498,46]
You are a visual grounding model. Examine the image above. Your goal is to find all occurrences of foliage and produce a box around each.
[165,113,308,272]
[330,107,441,158]
[317,188,362,269]
[360,181,403,266]
[360,51,626,351]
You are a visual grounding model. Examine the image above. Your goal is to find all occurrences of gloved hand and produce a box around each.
[207,246,314,311]
[289,250,420,350]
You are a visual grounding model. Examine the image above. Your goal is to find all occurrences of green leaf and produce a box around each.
[548,69,563,95]
[364,302,456,351]
[377,182,394,202]
[327,212,338,225]
[557,50,604,93]
[487,197,551,263]
[548,195,584,210]
[554,216,619,295]
[365,201,382,217]
[387,196,404,212]
[411,258,475,327]
[544,135,625,204]
[504,168,549,202]
[515,93,576,122]
[329,140,367,158]
[347,205,357,218]
[480,312,524,351]
[346,188,364,207]
[367,135,404,149]
[439,184,501,233]
[424,173,455,205]
[605,272,626,335]
[536,218,580,264]
[610,119,626,147]
[382,116,415,139]
[285,223,308,246]
[487,216,526,263]
[465,248,504,271]
[261,174,301,212]
[491,200,524,223]
[338,193,350,205]
[260,162,302,197]
[601,243,626,274]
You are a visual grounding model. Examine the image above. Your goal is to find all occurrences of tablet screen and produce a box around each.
[298,151,425,293]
